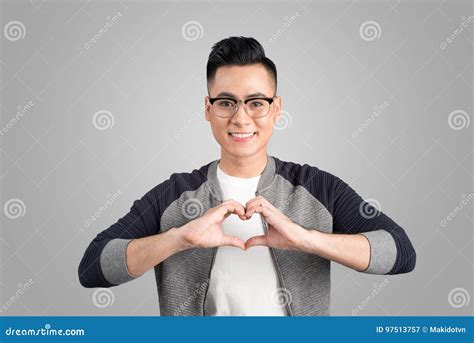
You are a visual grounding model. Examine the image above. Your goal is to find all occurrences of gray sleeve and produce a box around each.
[79,187,162,288]
[100,238,139,285]
[329,172,416,274]
[358,230,397,274]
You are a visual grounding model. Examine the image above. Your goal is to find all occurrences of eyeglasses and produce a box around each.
[208,96,276,118]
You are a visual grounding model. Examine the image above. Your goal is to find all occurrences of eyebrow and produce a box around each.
[213,91,270,99]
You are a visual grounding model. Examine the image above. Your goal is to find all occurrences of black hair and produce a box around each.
[206,36,277,94]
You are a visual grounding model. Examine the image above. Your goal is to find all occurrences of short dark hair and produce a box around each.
[206,36,277,94]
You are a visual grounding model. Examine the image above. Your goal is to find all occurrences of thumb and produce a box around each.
[221,235,245,250]
[245,235,267,250]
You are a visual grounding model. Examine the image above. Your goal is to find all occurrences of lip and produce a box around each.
[228,131,257,142]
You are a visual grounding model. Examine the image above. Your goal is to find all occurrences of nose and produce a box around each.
[230,103,252,126]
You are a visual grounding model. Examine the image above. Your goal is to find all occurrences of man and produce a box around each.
[78,36,416,316]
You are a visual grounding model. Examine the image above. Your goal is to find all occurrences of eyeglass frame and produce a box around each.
[207,95,278,118]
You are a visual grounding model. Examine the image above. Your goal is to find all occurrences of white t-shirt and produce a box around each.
[204,163,287,316]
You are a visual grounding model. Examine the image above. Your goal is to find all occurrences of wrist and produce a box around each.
[297,228,321,254]
[166,227,193,252]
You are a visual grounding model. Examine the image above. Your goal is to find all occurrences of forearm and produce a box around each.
[299,230,370,272]
[126,228,188,277]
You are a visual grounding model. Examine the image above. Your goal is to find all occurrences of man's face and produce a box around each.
[205,64,281,159]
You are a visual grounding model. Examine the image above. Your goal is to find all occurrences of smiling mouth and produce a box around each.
[228,131,257,138]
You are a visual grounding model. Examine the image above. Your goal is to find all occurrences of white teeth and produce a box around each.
[230,132,255,138]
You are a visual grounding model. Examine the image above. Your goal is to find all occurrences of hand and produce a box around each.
[179,199,247,250]
[244,196,309,251]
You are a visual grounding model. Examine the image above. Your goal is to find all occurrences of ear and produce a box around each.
[272,96,281,124]
[204,96,211,122]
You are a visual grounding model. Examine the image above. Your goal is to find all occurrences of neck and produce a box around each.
[218,149,268,178]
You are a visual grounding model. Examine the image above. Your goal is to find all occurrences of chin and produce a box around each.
[225,145,262,159]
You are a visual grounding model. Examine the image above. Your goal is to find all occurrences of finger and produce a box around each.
[221,200,246,218]
[245,235,268,249]
[221,206,246,221]
[246,204,274,220]
[245,197,275,215]
[221,235,245,250]
[245,195,266,209]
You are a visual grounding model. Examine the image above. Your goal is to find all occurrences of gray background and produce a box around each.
[0,0,472,316]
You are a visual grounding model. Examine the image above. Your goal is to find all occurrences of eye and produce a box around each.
[248,100,264,108]
[216,99,235,108]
